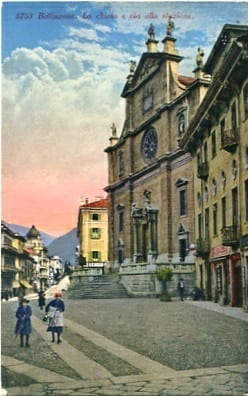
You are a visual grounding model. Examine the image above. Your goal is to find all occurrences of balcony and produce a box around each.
[196,238,210,257]
[197,162,209,180]
[221,129,239,153]
[221,225,239,248]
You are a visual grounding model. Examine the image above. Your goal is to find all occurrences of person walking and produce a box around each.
[177,278,185,301]
[44,291,65,344]
[38,290,46,310]
[15,298,32,347]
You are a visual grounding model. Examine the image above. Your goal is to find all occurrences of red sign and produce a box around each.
[210,245,230,258]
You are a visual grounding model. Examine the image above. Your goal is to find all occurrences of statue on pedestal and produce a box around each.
[167,16,175,37]
[110,122,117,137]
[148,23,155,40]
[196,47,204,69]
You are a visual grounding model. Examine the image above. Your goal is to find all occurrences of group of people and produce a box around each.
[15,291,65,347]
[14,278,185,347]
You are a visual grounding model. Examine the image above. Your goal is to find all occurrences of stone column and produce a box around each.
[131,207,144,263]
[147,208,158,258]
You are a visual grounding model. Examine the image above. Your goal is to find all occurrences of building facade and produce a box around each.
[77,198,108,269]
[104,21,210,284]
[181,24,248,307]
[25,225,50,291]
[1,222,34,299]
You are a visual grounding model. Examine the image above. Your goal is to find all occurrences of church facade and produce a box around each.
[104,21,210,289]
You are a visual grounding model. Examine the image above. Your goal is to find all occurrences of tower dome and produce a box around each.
[26,225,41,239]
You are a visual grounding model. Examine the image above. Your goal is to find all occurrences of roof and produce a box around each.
[26,225,41,239]
[203,24,248,75]
[80,198,108,210]
[178,75,195,86]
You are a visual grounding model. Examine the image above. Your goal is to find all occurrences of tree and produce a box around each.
[156,267,173,301]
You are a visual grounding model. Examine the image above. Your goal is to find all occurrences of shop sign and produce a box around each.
[210,245,230,258]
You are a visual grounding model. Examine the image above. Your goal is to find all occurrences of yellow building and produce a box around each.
[181,24,248,307]
[77,198,108,268]
[104,20,210,286]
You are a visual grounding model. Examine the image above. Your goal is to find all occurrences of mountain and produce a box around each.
[47,228,78,266]
[3,222,56,246]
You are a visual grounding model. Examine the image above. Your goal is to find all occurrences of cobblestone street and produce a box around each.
[1,296,248,395]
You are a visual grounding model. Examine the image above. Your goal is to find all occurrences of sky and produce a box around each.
[2,1,248,236]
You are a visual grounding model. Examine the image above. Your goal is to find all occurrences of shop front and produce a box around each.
[210,245,231,305]
[210,245,243,307]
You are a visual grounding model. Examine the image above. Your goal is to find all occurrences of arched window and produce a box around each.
[118,150,125,177]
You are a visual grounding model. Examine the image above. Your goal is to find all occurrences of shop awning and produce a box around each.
[19,280,33,289]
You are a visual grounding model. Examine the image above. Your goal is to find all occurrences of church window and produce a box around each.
[143,91,153,113]
[141,127,158,162]
[118,150,125,177]
[117,204,125,232]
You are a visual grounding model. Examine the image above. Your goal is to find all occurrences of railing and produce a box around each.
[196,238,210,257]
[221,225,239,247]
[221,129,239,152]
[197,162,209,180]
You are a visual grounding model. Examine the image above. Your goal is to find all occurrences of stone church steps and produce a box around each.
[67,275,130,299]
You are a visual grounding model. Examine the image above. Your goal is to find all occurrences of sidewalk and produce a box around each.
[185,300,248,322]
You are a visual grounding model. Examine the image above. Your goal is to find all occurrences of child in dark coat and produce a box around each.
[15,298,32,347]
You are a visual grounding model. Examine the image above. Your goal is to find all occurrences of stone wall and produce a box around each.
[119,262,195,298]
